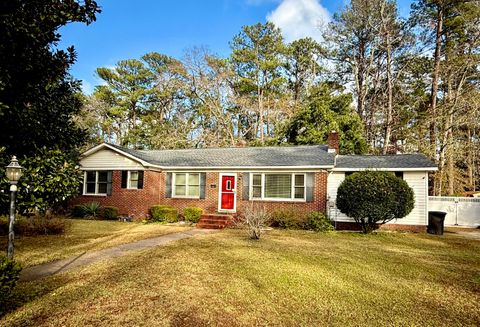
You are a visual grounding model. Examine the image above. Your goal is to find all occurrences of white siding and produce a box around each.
[327,171,428,225]
[326,172,349,222]
[400,172,428,225]
[80,149,144,169]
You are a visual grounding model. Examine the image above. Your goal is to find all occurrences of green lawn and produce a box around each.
[1,229,479,326]
[0,219,192,267]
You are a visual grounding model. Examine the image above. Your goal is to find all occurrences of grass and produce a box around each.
[1,229,479,326]
[0,219,192,268]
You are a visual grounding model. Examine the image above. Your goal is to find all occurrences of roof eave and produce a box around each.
[332,167,438,172]
[160,165,334,170]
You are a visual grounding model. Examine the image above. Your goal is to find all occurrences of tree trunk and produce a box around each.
[258,85,264,143]
[467,128,474,190]
[429,5,444,151]
[381,2,394,155]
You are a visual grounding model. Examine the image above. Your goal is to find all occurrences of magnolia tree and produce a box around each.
[336,171,415,233]
[0,148,82,215]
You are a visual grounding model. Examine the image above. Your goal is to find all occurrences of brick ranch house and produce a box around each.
[72,132,437,230]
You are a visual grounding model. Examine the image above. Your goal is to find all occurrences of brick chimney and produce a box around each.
[327,130,339,154]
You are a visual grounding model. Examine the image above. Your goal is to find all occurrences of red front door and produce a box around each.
[220,175,236,211]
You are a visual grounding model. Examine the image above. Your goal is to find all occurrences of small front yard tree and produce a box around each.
[336,171,415,233]
[240,203,271,240]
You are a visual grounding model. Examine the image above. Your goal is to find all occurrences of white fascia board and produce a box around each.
[332,167,438,172]
[80,167,145,171]
[162,165,333,171]
[80,143,152,168]
[79,167,163,172]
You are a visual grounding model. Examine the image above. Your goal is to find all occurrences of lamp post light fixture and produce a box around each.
[5,156,23,258]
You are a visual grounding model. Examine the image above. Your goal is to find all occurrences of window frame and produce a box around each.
[83,170,108,196]
[127,170,139,189]
[249,173,306,202]
[172,172,201,199]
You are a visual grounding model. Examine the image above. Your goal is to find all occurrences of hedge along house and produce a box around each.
[72,132,437,230]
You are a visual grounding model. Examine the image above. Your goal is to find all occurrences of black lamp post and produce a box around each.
[5,156,23,258]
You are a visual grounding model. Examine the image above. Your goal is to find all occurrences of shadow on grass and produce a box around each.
[1,274,70,318]
[1,229,479,326]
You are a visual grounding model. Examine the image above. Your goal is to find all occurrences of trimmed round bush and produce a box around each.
[150,205,178,223]
[336,171,415,233]
[184,207,203,223]
[0,255,21,309]
[103,206,119,220]
[304,211,334,232]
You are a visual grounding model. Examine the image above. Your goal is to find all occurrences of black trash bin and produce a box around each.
[427,211,447,235]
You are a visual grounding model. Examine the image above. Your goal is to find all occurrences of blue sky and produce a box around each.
[59,0,413,94]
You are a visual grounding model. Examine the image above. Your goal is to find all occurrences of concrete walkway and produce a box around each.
[20,229,215,282]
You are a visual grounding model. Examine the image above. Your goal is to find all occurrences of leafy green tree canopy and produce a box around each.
[285,37,325,104]
[281,82,368,154]
[336,171,415,233]
[0,0,100,157]
[0,148,82,215]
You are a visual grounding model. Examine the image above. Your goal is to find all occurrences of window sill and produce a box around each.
[171,196,201,200]
[249,198,306,203]
[82,193,107,197]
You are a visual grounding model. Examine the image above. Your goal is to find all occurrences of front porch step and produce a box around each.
[197,214,234,229]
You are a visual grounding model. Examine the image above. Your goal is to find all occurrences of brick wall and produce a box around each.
[71,170,328,219]
[236,171,328,216]
[161,171,328,217]
[71,170,162,218]
[160,172,219,214]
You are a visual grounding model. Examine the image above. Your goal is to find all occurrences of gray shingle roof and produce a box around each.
[335,154,436,170]
[100,144,436,170]
[108,144,336,167]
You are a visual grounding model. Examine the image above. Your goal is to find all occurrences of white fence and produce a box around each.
[428,196,480,227]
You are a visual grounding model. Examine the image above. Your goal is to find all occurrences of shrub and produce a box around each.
[0,216,69,236]
[150,205,178,223]
[0,255,21,308]
[71,205,85,218]
[238,203,270,239]
[304,211,334,232]
[270,209,306,229]
[103,206,119,220]
[336,171,415,233]
[184,207,203,223]
[81,202,102,219]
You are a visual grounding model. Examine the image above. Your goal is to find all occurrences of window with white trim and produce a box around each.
[84,171,108,195]
[128,171,139,189]
[251,173,306,201]
[173,173,200,197]
[252,174,262,198]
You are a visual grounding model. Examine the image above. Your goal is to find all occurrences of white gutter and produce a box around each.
[332,167,438,172]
